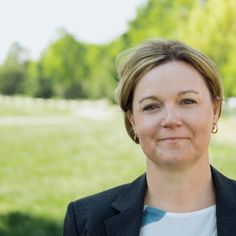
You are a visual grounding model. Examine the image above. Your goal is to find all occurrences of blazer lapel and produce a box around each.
[212,167,236,236]
[104,174,147,236]
[104,167,236,236]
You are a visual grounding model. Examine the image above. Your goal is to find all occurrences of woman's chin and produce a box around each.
[147,151,197,169]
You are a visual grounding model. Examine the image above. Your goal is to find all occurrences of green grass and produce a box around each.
[210,116,236,178]
[0,97,235,235]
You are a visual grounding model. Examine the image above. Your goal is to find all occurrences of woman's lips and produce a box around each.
[158,137,189,142]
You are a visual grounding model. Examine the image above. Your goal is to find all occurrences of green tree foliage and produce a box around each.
[126,0,195,45]
[0,63,25,95]
[1,0,236,98]
[182,0,236,97]
[0,43,28,95]
[82,44,116,99]
[117,0,236,97]
[40,31,88,98]
[24,61,54,98]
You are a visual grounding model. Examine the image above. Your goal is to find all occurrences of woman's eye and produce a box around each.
[181,98,196,105]
[143,104,160,111]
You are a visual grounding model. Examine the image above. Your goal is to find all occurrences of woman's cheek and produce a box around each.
[139,117,159,136]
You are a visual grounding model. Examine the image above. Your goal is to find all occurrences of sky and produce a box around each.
[0,0,146,63]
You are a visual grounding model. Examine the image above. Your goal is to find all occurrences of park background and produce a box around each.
[0,0,236,235]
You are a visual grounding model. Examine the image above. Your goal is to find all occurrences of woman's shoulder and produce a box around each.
[63,174,146,235]
[211,166,236,187]
[72,182,131,209]
[69,173,146,214]
[211,166,236,206]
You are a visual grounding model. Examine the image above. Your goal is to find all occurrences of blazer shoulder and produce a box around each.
[212,166,236,187]
[72,181,131,211]
[64,174,146,235]
[68,174,146,221]
[211,166,236,203]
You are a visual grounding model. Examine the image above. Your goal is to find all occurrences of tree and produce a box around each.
[182,0,236,96]
[2,0,236,99]
[0,42,28,95]
[126,0,195,46]
[24,61,53,98]
[40,31,88,98]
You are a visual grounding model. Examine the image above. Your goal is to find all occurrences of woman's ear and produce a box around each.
[127,110,136,133]
[213,99,221,123]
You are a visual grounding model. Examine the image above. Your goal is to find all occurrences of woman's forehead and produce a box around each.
[133,61,210,99]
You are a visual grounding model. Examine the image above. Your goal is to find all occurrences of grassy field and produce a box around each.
[0,96,235,235]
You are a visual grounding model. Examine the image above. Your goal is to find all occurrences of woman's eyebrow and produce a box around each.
[178,90,199,95]
[139,96,159,104]
[138,90,199,104]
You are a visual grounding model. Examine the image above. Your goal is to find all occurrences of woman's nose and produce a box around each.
[160,105,182,128]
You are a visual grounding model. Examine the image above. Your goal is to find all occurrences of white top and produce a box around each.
[139,205,217,236]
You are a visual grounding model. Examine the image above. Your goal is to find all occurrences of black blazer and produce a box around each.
[63,167,236,236]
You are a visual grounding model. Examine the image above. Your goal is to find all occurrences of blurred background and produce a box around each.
[0,0,236,235]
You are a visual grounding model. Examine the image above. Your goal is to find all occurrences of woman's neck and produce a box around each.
[145,159,215,212]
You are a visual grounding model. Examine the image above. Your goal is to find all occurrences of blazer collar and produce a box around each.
[105,167,236,236]
[104,174,147,236]
[211,166,236,236]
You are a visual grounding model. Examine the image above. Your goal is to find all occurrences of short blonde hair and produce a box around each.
[115,39,223,143]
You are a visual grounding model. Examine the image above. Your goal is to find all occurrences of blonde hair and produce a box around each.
[115,39,223,143]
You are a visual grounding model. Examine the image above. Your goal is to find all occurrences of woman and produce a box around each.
[63,39,236,236]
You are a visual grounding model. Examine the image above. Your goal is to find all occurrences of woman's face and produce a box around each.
[128,61,220,168]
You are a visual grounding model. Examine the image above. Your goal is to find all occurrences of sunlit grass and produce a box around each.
[0,98,235,235]
[210,116,236,179]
